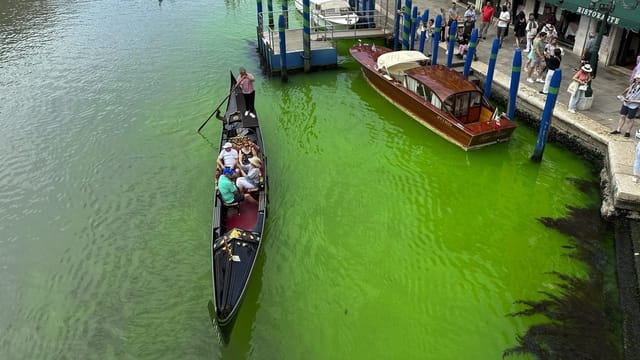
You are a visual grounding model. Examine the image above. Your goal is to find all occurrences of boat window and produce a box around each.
[405,76,419,94]
[470,92,481,107]
[443,97,454,114]
[454,93,469,117]
[405,77,433,102]
[431,94,441,109]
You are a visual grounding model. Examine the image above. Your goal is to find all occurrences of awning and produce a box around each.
[545,0,640,32]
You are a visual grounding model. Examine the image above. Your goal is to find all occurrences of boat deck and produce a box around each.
[225,200,259,231]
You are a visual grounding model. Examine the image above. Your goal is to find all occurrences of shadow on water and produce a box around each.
[503,178,622,359]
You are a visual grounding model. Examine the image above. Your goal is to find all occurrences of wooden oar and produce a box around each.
[197,92,233,133]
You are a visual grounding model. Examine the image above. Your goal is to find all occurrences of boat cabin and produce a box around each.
[375,51,494,125]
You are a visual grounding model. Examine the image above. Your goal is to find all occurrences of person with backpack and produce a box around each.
[524,13,537,53]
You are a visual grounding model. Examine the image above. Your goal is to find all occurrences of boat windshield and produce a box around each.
[444,91,484,123]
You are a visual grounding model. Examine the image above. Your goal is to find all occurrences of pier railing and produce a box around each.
[258,10,393,46]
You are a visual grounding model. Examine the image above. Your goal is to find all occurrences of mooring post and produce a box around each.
[409,6,418,50]
[361,0,367,25]
[418,10,429,53]
[368,0,375,28]
[393,0,402,50]
[483,37,500,97]
[267,0,274,28]
[282,0,288,29]
[463,28,478,78]
[446,20,457,68]
[432,14,442,65]
[303,0,311,72]
[402,0,411,50]
[278,15,288,82]
[531,69,562,162]
[508,48,522,120]
[257,0,264,55]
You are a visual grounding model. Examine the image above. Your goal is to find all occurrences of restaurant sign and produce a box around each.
[575,6,621,25]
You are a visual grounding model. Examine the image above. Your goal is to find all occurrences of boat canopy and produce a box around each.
[405,64,480,101]
[318,0,351,10]
[376,51,428,77]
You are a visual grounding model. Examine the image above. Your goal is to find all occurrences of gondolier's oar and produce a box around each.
[196,92,233,133]
[197,78,243,133]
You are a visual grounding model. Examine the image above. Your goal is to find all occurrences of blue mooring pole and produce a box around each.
[282,0,288,29]
[267,0,274,28]
[368,0,375,28]
[257,0,264,55]
[531,69,562,162]
[483,37,500,97]
[463,28,478,78]
[303,0,311,72]
[394,0,402,50]
[402,0,411,50]
[361,0,367,25]
[508,48,522,120]
[410,6,418,50]
[432,15,442,65]
[278,15,287,82]
[446,20,457,68]
[418,10,429,53]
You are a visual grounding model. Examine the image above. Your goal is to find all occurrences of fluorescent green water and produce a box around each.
[0,0,601,359]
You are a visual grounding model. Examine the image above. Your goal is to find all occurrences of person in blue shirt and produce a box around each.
[218,168,257,205]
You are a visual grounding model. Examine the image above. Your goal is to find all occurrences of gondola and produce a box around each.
[210,72,267,326]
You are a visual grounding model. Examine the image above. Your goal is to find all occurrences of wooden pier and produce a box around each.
[258,12,394,74]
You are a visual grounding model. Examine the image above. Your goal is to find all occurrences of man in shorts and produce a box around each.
[526,31,547,83]
[610,73,640,137]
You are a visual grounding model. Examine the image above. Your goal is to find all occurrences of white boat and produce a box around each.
[294,0,359,29]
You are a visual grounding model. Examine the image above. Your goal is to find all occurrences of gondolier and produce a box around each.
[237,67,256,118]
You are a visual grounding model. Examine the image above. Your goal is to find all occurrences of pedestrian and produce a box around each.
[540,48,562,95]
[513,11,526,49]
[480,1,495,40]
[439,8,447,42]
[524,13,538,52]
[542,23,557,42]
[567,64,593,114]
[464,3,476,23]
[496,5,510,47]
[633,130,640,183]
[525,31,547,83]
[425,18,435,56]
[630,55,640,84]
[237,67,256,118]
[610,73,640,136]
[446,2,460,42]
[581,32,596,66]
[502,0,512,38]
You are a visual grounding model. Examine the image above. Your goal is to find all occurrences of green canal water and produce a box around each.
[0,0,607,359]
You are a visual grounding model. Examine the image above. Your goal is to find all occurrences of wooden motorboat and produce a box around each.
[350,43,517,150]
[294,0,359,29]
[210,72,267,326]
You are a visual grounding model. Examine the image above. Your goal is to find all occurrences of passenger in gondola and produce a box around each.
[217,142,239,171]
[218,168,257,205]
[238,140,259,173]
[236,157,262,193]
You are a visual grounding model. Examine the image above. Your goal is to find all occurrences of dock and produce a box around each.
[258,12,394,73]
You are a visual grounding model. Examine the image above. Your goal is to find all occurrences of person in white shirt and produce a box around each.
[217,142,239,171]
[496,5,510,48]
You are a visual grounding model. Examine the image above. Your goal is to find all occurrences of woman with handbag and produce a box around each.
[567,64,592,114]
